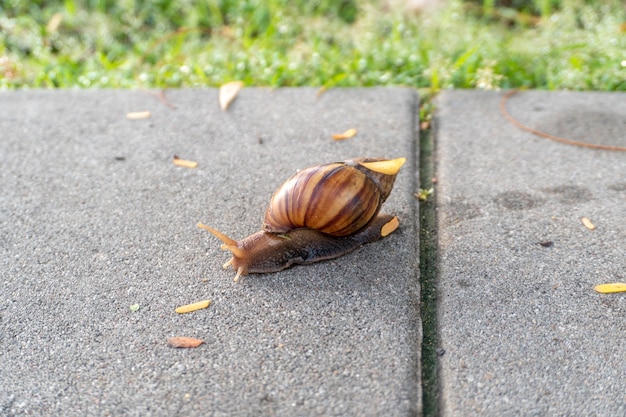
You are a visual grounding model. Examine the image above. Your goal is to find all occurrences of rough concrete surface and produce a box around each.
[0,88,421,416]
[435,90,625,416]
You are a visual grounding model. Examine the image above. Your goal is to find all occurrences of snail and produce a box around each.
[198,157,406,281]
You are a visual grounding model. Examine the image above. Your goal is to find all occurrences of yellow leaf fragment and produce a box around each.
[359,157,406,175]
[415,188,434,201]
[167,337,204,348]
[594,283,626,294]
[381,216,400,237]
[46,13,64,33]
[219,81,244,110]
[175,299,211,314]
[332,128,357,140]
[581,217,595,230]
[126,111,151,120]
[173,156,198,169]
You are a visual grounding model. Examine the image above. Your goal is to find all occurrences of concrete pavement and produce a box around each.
[1,88,420,417]
[1,88,625,416]
[435,90,626,416]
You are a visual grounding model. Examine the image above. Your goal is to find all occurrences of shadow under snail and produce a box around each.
[198,157,406,281]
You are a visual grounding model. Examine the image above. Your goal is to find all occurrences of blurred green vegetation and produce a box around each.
[0,0,624,90]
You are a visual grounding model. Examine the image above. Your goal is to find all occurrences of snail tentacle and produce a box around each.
[197,223,238,246]
[233,266,244,283]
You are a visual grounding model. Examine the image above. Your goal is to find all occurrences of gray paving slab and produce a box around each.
[435,90,626,416]
[0,88,421,416]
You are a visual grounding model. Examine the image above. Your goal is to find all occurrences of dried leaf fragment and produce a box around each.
[126,111,151,120]
[173,155,198,169]
[381,216,400,237]
[581,217,595,230]
[175,299,211,314]
[332,128,357,140]
[219,81,244,110]
[359,157,405,175]
[167,337,204,348]
[593,283,626,294]
[46,13,63,33]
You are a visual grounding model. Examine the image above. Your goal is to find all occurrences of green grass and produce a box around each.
[1,0,625,90]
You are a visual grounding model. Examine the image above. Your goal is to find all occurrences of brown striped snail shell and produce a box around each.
[198,157,405,282]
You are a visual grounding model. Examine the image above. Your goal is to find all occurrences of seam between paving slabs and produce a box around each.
[418,114,440,417]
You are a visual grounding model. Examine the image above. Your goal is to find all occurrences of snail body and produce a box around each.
[199,157,405,281]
